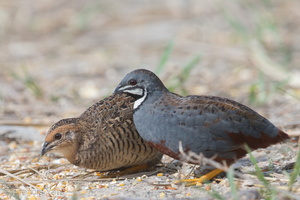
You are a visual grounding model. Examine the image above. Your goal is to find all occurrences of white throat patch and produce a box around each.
[134,89,147,109]
[124,87,143,96]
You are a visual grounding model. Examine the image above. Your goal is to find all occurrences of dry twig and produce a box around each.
[0,168,40,191]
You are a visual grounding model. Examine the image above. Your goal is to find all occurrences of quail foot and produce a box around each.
[41,93,162,175]
[114,69,289,185]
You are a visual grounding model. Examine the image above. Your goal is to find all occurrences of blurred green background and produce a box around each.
[0,0,299,128]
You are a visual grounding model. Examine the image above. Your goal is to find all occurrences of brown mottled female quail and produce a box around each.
[41,93,162,172]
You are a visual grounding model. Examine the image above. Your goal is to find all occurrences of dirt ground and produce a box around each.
[0,0,300,199]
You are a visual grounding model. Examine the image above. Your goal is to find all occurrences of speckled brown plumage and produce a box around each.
[41,93,162,171]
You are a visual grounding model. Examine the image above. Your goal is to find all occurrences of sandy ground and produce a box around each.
[0,0,300,199]
[0,125,298,199]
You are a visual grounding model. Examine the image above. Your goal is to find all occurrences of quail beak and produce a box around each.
[113,84,125,94]
[114,85,144,97]
[41,142,52,156]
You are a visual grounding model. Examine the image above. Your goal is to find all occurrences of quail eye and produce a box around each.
[128,79,137,86]
[54,133,62,140]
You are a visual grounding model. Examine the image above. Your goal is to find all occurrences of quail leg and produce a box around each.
[181,169,223,186]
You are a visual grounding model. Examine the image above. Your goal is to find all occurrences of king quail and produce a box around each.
[114,69,289,183]
[41,93,162,172]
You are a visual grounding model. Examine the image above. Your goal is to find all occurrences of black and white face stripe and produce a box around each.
[133,89,147,109]
[121,85,144,96]
[116,85,148,109]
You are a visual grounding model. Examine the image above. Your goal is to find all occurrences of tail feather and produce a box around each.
[277,129,290,141]
[227,128,289,150]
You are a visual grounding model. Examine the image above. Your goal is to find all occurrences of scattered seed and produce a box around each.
[196,182,203,186]
[164,186,177,190]
[66,185,76,192]
[205,185,211,191]
[159,192,166,198]
[36,184,45,190]
[118,183,125,186]
[28,195,37,200]
[8,141,18,150]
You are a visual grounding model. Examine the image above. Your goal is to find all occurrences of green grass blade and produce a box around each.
[9,67,43,98]
[167,55,200,94]
[227,167,238,200]
[244,145,270,187]
[155,39,175,75]
[208,190,225,200]
[288,148,300,191]
[244,145,278,199]
[181,55,201,82]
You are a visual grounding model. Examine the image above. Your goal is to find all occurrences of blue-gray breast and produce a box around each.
[114,69,289,166]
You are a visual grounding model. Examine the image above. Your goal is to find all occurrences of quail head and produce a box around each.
[41,93,162,171]
[114,69,289,167]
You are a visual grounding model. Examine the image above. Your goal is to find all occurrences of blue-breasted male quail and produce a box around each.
[41,93,162,172]
[114,69,289,182]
